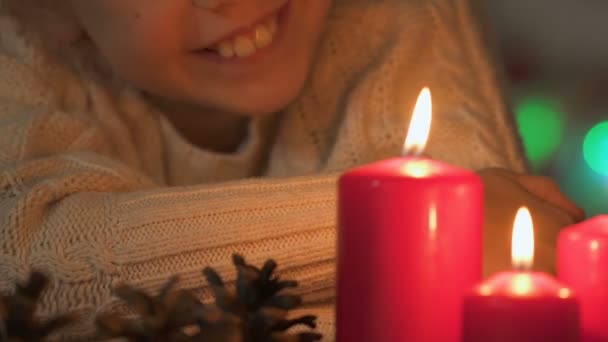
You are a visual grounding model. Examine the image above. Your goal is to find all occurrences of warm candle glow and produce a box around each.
[512,207,535,270]
[403,87,432,156]
[429,204,438,240]
[511,273,533,295]
[558,288,572,299]
[400,160,432,178]
[479,285,493,296]
[590,240,600,251]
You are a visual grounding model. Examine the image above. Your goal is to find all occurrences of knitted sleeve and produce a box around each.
[320,0,528,173]
[0,102,337,339]
[422,0,528,171]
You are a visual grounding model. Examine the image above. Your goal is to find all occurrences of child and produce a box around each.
[0,0,584,339]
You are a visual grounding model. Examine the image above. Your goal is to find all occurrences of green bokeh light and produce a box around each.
[554,133,608,216]
[516,96,566,169]
[555,156,608,216]
[583,121,608,176]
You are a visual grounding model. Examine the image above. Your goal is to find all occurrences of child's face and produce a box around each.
[69,0,332,114]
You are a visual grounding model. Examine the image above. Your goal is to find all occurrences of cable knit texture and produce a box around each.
[0,0,527,340]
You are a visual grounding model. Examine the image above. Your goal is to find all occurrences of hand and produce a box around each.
[478,168,585,276]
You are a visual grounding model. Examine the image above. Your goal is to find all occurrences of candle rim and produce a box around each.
[562,215,608,241]
[471,271,577,299]
[340,157,480,179]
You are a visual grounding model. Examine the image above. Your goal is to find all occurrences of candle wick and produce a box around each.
[401,146,424,157]
[513,263,531,272]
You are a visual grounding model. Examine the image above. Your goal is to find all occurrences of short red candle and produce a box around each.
[336,88,484,341]
[463,208,580,342]
[464,272,580,342]
[558,215,608,342]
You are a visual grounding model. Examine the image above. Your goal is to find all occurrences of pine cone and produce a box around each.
[203,255,322,342]
[96,254,322,342]
[96,276,227,341]
[0,271,76,341]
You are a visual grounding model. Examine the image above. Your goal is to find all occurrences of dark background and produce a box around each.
[490,1,608,216]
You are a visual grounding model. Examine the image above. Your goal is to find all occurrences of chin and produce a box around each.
[229,89,301,115]
[203,74,309,116]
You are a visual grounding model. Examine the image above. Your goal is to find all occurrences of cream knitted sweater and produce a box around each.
[0,0,526,339]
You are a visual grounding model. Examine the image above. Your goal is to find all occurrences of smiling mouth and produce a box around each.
[199,2,288,59]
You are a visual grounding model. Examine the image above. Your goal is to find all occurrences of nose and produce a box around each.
[192,0,239,10]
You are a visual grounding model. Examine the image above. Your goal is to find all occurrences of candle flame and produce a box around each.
[403,87,432,156]
[512,207,534,270]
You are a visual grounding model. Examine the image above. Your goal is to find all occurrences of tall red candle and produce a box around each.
[558,215,608,342]
[336,88,483,341]
[463,208,580,342]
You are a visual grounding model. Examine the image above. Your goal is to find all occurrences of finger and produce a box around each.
[535,240,557,275]
[481,172,520,276]
[485,169,586,222]
[514,176,586,222]
[528,199,576,274]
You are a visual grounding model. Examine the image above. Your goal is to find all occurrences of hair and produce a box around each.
[1,0,83,48]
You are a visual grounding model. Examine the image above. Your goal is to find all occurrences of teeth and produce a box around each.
[254,25,272,48]
[212,15,279,59]
[233,36,256,58]
[218,41,235,58]
[268,18,278,35]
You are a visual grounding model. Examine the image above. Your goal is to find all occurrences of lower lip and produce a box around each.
[192,1,292,65]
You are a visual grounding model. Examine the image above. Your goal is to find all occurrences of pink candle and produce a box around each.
[558,215,608,342]
[337,88,483,341]
[463,208,580,342]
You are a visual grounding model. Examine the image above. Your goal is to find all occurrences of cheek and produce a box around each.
[71,1,185,87]
[301,0,332,45]
[310,0,332,23]
[95,19,184,90]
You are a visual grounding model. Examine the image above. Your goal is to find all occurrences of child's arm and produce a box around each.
[307,0,528,174]
[0,103,338,338]
[423,0,528,172]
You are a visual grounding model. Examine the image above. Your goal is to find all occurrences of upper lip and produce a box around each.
[196,1,287,50]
